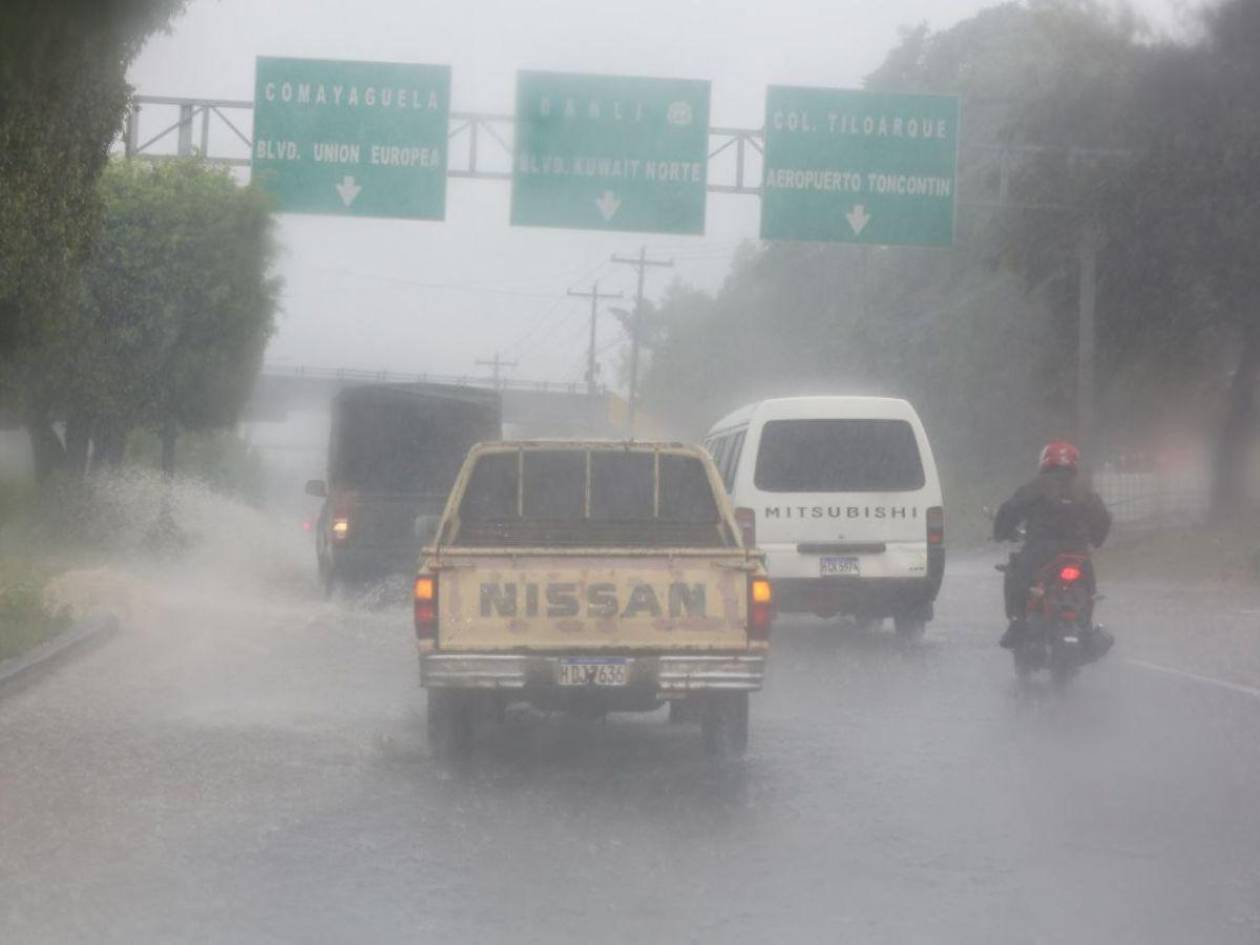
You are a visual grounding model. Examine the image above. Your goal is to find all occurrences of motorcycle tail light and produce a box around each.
[1059,565,1082,583]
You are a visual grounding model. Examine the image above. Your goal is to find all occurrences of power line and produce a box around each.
[504,255,619,361]
[306,265,563,301]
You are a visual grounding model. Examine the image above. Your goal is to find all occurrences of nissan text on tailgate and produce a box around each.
[414,441,773,758]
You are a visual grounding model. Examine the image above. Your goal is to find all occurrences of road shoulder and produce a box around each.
[0,613,119,694]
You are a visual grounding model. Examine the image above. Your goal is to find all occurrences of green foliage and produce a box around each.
[641,5,1100,510]
[0,1,187,363]
[78,159,280,441]
[999,0,1260,506]
[13,158,280,480]
[125,428,268,505]
[641,0,1260,520]
[0,478,37,531]
[0,558,70,662]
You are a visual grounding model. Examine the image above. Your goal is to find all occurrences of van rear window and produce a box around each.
[754,419,925,493]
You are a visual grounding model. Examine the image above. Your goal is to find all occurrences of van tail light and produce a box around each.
[331,517,350,542]
[414,574,438,640]
[748,576,773,641]
[1059,565,1082,583]
[735,507,757,548]
[926,506,944,546]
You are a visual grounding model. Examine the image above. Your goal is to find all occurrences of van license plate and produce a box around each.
[558,659,628,687]
[820,556,860,577]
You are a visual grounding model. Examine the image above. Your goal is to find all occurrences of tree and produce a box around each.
[0,0,186,449]
[639,3,1120,501]
[1002,0,1260,511]
[39,159,279,478]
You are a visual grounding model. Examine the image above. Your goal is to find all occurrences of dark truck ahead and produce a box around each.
[305,383,501,594]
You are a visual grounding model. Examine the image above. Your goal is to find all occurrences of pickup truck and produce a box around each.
[413,440,773,758]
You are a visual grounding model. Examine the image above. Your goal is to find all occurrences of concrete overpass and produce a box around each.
[249,364,632,439]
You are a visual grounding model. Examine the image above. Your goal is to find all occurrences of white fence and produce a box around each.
[1094,469,1211,531]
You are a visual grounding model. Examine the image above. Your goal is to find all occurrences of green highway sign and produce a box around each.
[252,57,450,219]
[760,87,959,246]
[511,71,711,235]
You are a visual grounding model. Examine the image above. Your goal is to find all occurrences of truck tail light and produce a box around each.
[926,506,944,546]
[330,490,356,544]
[735,507,757,548]
[748,576,773,641]
[414,574,438,640]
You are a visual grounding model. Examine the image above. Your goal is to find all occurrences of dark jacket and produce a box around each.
[993,468,1111,548]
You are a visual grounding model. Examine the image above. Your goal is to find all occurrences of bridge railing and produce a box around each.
[262,364,603,396]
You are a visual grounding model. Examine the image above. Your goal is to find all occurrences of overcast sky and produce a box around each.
[128,0,1191,388]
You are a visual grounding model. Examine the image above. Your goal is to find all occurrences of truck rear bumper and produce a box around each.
[420,653,766,693]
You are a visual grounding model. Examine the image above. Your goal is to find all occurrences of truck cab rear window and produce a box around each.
[754,419,925,493]
[455,449,728,546]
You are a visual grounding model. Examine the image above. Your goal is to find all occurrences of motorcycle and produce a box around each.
[996,549,1112,684]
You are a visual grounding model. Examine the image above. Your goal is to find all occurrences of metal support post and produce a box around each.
[612,247,674,437]
[475,352,519,390]
[177,103,194,156]
[124,104,139,157]
[1077,223,1101,454]
[567,282,623,396]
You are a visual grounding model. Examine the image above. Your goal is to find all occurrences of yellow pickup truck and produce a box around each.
[413,440,772,758]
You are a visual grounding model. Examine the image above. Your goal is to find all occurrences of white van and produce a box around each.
[704,396,944,636]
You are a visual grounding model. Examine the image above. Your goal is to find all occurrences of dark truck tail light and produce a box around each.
[414,575,438,640]
[330,491,355,544]
[735,507,757,548]
[926,506,944,546]
[748,576,773,641]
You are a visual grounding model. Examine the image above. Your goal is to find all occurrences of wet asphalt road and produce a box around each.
[3,554,1260,945]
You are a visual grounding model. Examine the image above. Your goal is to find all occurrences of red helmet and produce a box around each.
[1039,440,1080,472]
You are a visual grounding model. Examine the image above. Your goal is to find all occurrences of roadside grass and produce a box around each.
[0,476,80,661]
[0,557,71,662]
[1096,514,1260,586]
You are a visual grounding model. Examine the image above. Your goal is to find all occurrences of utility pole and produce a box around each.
[1076,223,1101,456]
[611,246,673,437]
[567,282,623,396]
[475,352,518,390]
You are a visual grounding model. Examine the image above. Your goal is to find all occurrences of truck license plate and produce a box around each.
[558,658,629,687]
[820,556,860,577]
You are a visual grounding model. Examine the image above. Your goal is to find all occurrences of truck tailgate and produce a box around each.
[436,553,751,651]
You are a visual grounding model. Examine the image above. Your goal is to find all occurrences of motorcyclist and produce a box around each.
[993,441,1113,653]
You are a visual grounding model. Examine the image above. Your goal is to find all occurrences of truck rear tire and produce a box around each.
[701,692,749,759]
[427,690,474,759]
[893,614,927,639]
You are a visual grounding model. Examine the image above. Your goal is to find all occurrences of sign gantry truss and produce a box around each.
[123,95,768,194]
[123,95,1072,200]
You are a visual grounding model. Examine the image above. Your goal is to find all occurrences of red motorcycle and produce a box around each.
[998,550,1111,684]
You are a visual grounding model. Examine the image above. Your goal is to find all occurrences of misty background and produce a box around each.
[127,0,1187,385]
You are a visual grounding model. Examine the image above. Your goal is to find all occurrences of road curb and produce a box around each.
[0,614,120,694]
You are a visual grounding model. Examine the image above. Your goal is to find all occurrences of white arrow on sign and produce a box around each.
[846,204,871,236]
[595,190,622,222]
[335,175,362,208]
